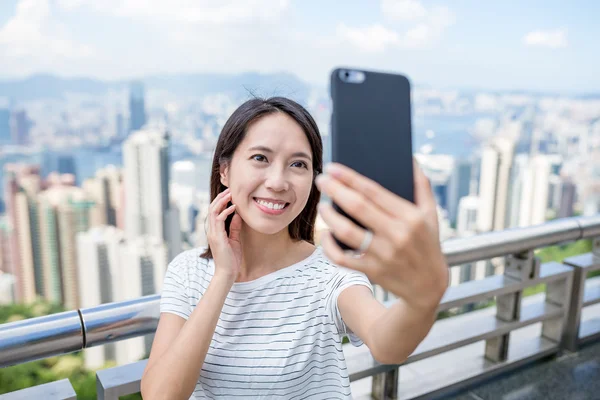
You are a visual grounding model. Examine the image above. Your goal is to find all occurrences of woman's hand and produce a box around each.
[316,160,449,313]
[207,188,243,284]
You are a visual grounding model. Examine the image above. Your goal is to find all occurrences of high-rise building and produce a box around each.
[129,82,147,133]
[518,155,551,227]
[77,228,166,368]
[583,192,600,216]
[38,185,94,309]
[83,166,122,228]
[548,174,562,213]
[10,110,32,146]
[447,159,473,225]
[118,236,167,358]
[0,108,10,144]
[171,160,197,234]
[123,129,181,261]
[456,196,479,236]
[477,137,515,232]
[4,164,44,303]
[558,179,577,218]
[506,154,529,228]
[77,226,125,369]
[0,273,15,304]
[116,112,125,140]
[57,155,77,182]
[0,217,12,275]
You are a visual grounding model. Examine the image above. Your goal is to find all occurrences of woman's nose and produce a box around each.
[264,169,289,192]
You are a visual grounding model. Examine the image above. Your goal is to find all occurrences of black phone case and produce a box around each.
[330,68,414,251]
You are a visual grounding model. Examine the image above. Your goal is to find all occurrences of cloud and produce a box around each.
[523,29,567,48]
[337,1,455,52]
[381,0,427,21]
[55,0,290,24]
[402,6,454,48]
[336,24,400,53]
[0,0,97,71]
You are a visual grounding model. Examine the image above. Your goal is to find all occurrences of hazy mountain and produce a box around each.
[0,72,311,102]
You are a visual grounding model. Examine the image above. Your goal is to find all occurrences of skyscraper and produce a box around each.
[123,129,181,261]
[447,159,473,225]
[558,179,576,218]
[506,154,529,228]
[456,196,479,236]
[4,164,44,303]
[77,227,165,368]
[477,137,515,232]
[118,236,167,358]
[77,226,124,369]
[10,110,32,146]
[83,166,122,228]
[129,82,147,133]
[0,217,11,275]
[0,273,15,305]
[57,155,77,182]
[0,108,10,144]
[518,155,551,227]
[116,112,125,140]
[38,185,94,309]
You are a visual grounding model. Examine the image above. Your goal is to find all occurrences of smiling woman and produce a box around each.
[140,97,449,400]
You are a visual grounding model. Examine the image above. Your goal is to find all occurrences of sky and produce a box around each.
[0,0,598,93]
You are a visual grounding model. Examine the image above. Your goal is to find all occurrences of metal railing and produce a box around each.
[1,215,600,400]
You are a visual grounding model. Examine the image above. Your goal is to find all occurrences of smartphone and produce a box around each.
[329,67,414,251]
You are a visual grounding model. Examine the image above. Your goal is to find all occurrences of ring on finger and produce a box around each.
[345,229,373,259]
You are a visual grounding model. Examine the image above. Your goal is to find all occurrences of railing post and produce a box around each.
[563,263,585,351]
[563,236,600,351]
[485,250,537,362]
[543,270,574,345]
[371,368,399,400]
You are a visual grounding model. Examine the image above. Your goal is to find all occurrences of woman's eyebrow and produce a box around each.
[247,145,312,161]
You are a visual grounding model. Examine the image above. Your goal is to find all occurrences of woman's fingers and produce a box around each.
[210,188,231,212]
[319,202,404,267]
[209,189,233,239]
[217,204,236,221]
[320,231,372,274]
[322,163,414,219]
[315,174,390,235]
[413,159,438,228]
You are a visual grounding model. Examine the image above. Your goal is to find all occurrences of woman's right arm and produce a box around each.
[141,188,243,399]
[140,273,233,400]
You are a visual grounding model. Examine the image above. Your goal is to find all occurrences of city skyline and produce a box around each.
[0,0,599,93]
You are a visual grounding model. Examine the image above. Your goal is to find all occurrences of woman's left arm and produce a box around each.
[316,160,449,365]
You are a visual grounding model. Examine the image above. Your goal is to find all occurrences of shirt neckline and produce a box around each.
[221,247,321,291]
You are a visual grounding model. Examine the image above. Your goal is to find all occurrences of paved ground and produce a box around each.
[442,340,600,400]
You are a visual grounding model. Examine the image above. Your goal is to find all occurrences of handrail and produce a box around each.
[442,215,600,266]
[1,215,599,369]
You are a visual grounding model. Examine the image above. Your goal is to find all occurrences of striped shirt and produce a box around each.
[159,246,373,399]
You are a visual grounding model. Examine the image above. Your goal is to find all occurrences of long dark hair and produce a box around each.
[200,97,323,259]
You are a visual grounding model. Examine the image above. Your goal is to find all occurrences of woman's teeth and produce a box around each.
[255,199,286,210]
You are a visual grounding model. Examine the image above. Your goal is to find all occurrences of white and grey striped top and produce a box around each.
[160,246,373,399]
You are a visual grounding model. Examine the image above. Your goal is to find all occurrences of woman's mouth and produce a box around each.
[253,198,290,215]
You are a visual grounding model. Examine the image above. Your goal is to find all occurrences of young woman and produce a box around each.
[141,97,448,399]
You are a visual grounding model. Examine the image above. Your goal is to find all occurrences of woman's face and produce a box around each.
[220,112,315,236]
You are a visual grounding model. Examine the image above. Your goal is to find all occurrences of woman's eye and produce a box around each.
[292,161,308,169]
[252,154,267,162]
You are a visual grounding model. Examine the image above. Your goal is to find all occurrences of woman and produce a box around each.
[141,97,448,399]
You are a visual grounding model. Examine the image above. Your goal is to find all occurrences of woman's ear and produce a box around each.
[219,163,229,187]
